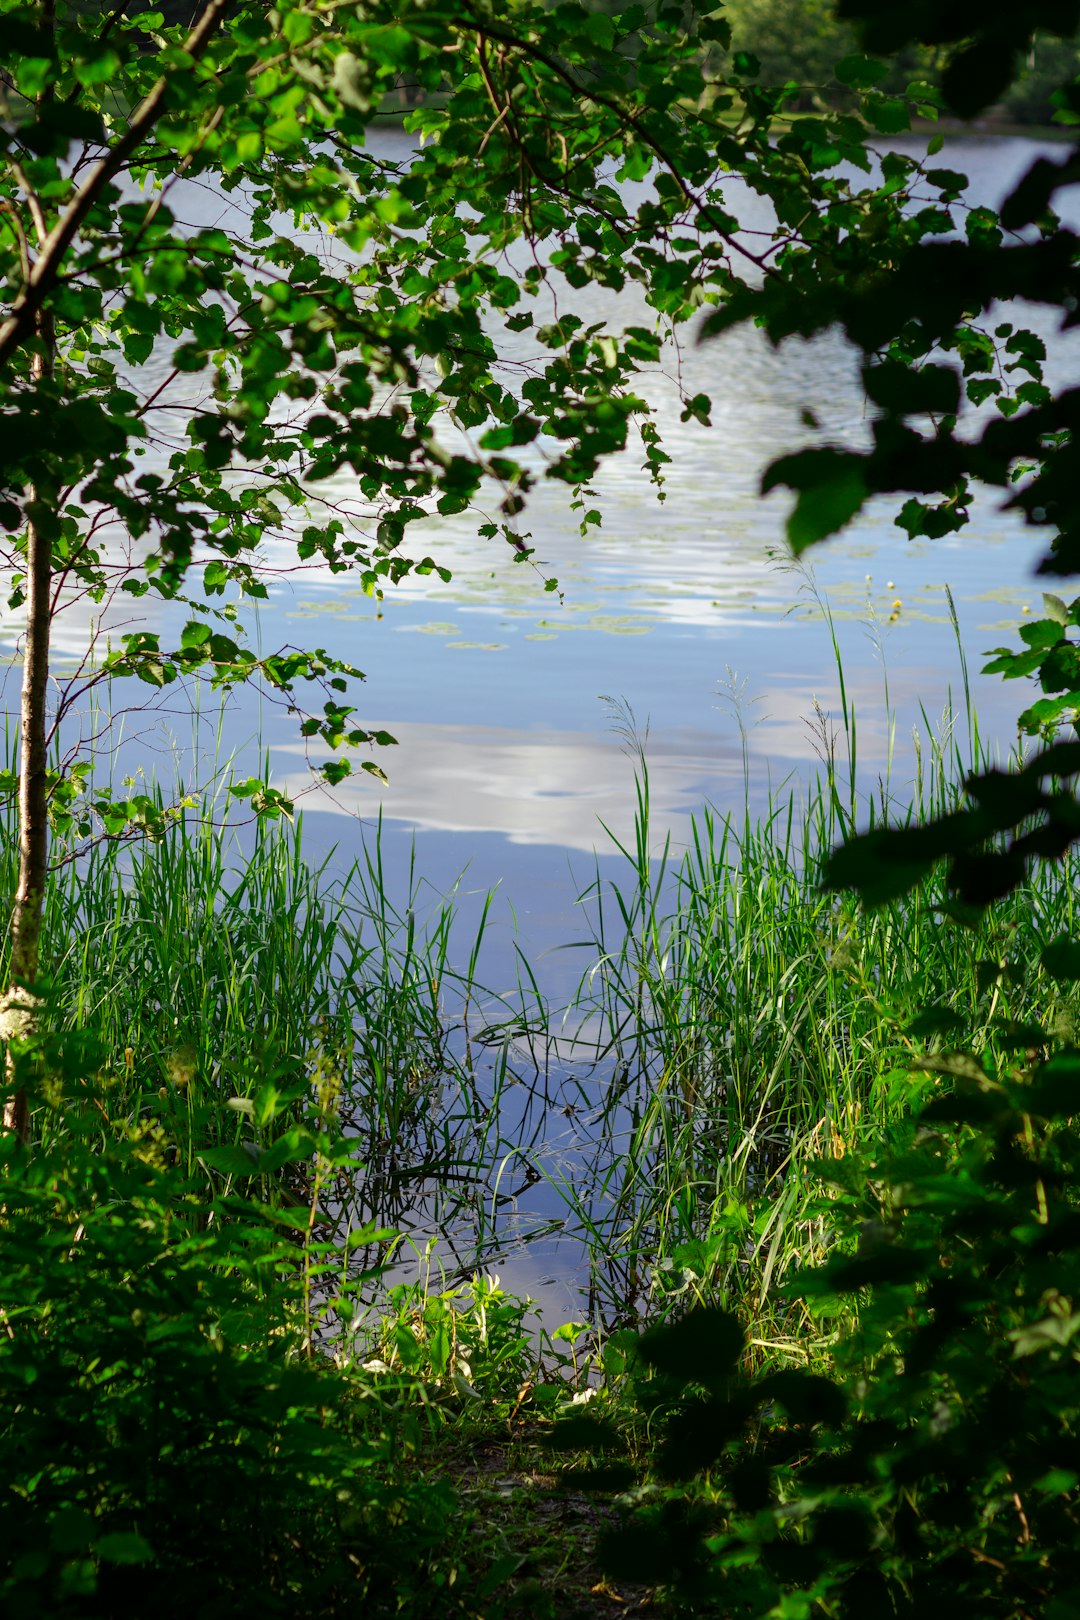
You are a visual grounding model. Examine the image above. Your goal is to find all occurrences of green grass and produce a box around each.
[7,650,1080,1615]
[7,627,1080,1363]
[1,798,513,1281]
[540,665,1080,1346]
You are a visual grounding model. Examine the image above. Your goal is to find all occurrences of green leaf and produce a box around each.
[256,1128,315,1173]
[904,1007,967,1039]
[763,450,868,552]
[1041,936,1080,981]
[1021,1054,1080,1118]
[332,51,372,113]
[583,11,615,50]
[0,16,54,55]
[824,821,965,905]
[180,619,212,649]
[835,54,888,88]
[95,1532,153,1565]
[638,1306,743,1388]
[865,95,909,134]
[1019,619,1065,650]
[198,1145,261,1177]
[1010,1309,1080,1356]
[755,1370,847,1427]
[942,37,1016,119]
[864,361,960,416]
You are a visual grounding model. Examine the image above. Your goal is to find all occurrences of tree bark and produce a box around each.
[2,0,57,1140]
[1,1,233,1138]
[1,313,54,1141]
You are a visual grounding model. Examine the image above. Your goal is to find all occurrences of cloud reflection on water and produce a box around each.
[275,721,748,852]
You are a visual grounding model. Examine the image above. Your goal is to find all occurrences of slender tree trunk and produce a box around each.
[2,0,55,1140]
[1,316,54,1141]
[0,1,231,1140]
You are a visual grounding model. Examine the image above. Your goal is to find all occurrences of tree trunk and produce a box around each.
[0,0,231,1140]
[2,317,54,1140]
[2,0,57,1140]
[2,187,55,1140]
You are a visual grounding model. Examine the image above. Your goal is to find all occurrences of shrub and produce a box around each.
[565,1023,1080,1616]
[0,1041,475,1620]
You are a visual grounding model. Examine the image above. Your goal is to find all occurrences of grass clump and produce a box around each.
[548,1030,1080,1618]
[1,802,509,1273]
[551,705,1080,1346]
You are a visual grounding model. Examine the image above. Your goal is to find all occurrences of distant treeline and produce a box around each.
[572,0,1080,126]
[722,0,1078,124]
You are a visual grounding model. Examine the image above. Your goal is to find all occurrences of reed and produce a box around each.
[546,663,1080,1347]
[6,616,1079,1360]
[0,794,512,1265]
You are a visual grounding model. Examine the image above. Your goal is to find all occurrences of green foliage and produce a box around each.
[982,592,1080,738]
[998,31,1080,124]
[553,675,1080,1332]
[10,8,1080,1610]
[700,0,1080,595]
[0,1049,479,1619]
[0,784,517,1268]
[6,0,1077,934]
[723,0,1080,123]
[0,0,1023,816]
[522,659,1080,1616]
[824,739,1080,908]
[689,2,1080,912]
[8,697,1080,1615]
[351,1269,540,1406]
[721,0,865,107]
[562,1015,1080,1617]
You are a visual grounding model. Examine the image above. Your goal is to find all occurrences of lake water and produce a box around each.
[6,132,1080,1324]
[247,135,1080,985]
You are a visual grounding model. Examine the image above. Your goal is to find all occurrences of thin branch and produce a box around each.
[9,161,49,248]
[0,0,235,371]
[0,201,32,287]
[465,14,770,274]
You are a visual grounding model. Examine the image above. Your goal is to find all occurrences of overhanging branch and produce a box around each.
[0,0,234,373]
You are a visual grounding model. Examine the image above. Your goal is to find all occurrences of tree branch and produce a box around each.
[463,14,770,274]
[0,0,234,372]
